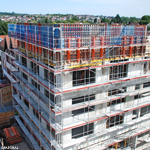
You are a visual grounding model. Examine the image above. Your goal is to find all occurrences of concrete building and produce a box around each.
[2,23,150,150]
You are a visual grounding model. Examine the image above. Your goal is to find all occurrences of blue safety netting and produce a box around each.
[8,24,145,48]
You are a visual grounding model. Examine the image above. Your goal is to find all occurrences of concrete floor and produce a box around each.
[12,141,30,150]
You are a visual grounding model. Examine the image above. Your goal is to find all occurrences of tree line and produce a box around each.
[39,15,92,24]
[38,14,150,29]
[101,14,149,25]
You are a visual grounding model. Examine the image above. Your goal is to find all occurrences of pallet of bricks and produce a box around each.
[3,126,22,144]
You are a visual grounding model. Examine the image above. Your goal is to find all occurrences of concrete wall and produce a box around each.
[63,72,72,89]
[39,65,44,78]
[128,62,142,77]
[96,67,109,83]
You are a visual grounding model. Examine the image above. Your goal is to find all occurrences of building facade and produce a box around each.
[2,23,150,150]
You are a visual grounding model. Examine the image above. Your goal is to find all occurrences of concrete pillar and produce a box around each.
[62,130,72,145]
[125,86,134,108]
[18,54,21,63]
[63,72,72,89]
[39,66,44,78]
[95,102,107,115]
[56,74,61,89]
[27,59,30,70]
[40,84,44,94]
[124,111,132,123]
[95,92,108,106]
[62,98,72,145]
[96,67,109,83]
[94,99,107,138]
[130,136,137,149]
[125,96,134,108]
[138,108,140,118]
[63,99,72,126]
[28,76,32,85]
[29,104,33,114]
[127,86,135,92]
[41,111,47,129]
[94,119,106,134]
[128,63,142,77]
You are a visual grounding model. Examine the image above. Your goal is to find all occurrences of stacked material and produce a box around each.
[3,126,22,144]
[0,106,13,125]
[0,85,12,106]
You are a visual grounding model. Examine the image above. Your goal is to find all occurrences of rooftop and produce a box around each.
[0,77,11,88]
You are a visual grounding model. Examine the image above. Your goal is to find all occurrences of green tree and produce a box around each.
[116,14,122,23]
[45,17,49,23]
[32,21,38,23]
[86,20,93,24]
[141,15,150,21]
[121,17,130,25]
[49,20,53,23]
[56,20,62,23]
[63,20,68,23]
[94,18,97,24]
[69,20,76,23]
[101,18,110,24]
[140,20,150,25]
[111,14,122,23]
[130,17,139,23]
[140,15,150,25]
[71,16,79,21]
[0,20,8,35]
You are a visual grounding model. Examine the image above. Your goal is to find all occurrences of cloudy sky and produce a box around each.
[1,0,149,17]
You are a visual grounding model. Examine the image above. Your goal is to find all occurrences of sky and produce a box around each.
[1,0,149,18]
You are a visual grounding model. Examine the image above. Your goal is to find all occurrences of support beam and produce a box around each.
[67,38,71,63]
[100,37,104,59]
[92,37,95,47]
[129,36,134,57]
[92,49,95,60]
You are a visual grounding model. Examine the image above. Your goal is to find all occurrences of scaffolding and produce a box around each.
[3,23,150,150]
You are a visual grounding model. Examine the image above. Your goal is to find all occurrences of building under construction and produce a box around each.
[2,23,150,150]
